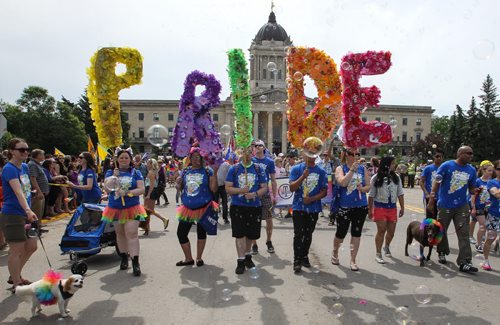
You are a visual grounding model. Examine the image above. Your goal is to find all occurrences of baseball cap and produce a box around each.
[254,139,265,146]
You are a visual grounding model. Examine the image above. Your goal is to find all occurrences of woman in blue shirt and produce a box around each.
[481,160,500,271]
[175,147,217,267]
[469,161,493,252]
[331,148,371,271]
[102,148,146,276]
[0,138,38,291]
[67,152,102,204]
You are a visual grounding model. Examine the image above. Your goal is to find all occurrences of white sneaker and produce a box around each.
[469,237,477,244]
[375,254,385,264]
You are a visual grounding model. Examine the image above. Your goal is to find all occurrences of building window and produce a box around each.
[263,68,267,80]
[139,127,144,138]
[168,128,173,136]
[278,70,282,80]
[168,113,174,121]
[402,117,408,126]
[138,113,144,121]
[139,145,144,153]
[416,132,422,141]
[402,131,407,142]
[362,117,367,122]
[132,132,136,138]
[123,112,129,121]
[361,148,367,155]
[416,118,422,126]
[213,114,219,121]
[153,113,159,121]
[375,117,381,122]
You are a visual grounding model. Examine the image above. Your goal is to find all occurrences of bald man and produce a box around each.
[427,146,478,272]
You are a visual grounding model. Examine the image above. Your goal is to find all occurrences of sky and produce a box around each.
[0,0,498,117]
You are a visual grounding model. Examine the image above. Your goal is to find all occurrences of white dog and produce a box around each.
[15,272,83,318]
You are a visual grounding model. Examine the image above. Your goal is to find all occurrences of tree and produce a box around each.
[3,86,87,154]
[479,74,500,117]
[447,105,467,157]
[478,74,500,158]
[431,115,450,136]
[465,97,484,159]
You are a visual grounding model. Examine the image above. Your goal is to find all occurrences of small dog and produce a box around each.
[405,219,443,266]
[15,271,83,318]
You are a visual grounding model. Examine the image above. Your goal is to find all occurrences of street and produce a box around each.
[0,186,498,324]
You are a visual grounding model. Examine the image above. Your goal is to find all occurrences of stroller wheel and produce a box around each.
[71,262,88,275]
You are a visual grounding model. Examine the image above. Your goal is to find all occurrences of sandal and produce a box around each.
[331,256,339,265]
[350,262,359,271]
[7,276,31,285]
[176,260,194,266]
[196,259,204,267]
[163,218,169,230]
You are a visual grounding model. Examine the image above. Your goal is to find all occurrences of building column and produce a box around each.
[253,111,259,141]
[267,111,273,150]
[281,111,287,154]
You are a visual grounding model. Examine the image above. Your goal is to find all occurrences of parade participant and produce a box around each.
[225,146,268,274]
[420,149,444,219]
[155,159,169,206]
[251,140,278,255]
[0,138,37,292]
[66,152,102,204]
[274,157,286,178]
[470,160,493,251]
[102,147,146,276]
[427,146,478,272]
[175,147,217,267]
[331,148,370,271]
[289,139,327,273]
[368,156,404,264]
[0,155,6,250]
[480,160,500,270]
[215,152,236,224]
[142,158,169,235]
[396,161,408,188]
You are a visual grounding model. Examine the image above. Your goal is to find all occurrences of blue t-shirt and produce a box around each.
[105,169,143,209]
[338,165,368,208]
[226,162,267,207]
[289,163,328,213]
[78,168,102,203]
[1,162,32,216]
[421,163,439,195]
[181,167,214,209]
[472,177,490,210]
[436,160,476,209]
[252,156,276,180]
[487,179,500,217]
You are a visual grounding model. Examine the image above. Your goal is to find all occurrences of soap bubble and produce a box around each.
[435,174,443,184]
[259,95,267,102]
[389,119,398,129]
[408,242,422,261]
[312,265,320,274]
[267,62,277,72]
[413,285,432,304]
[393,306,411,324]
[432,144,437,149]
[274,102,282,110]
[473,40,495,60]
[104,176,121,191]
[147,124,169,147]
[293,71,303,81]
[221,288,232,301]
[303,137,324,158]
[331,303,345,317]
[248,267,260,280]
[474,253,484,262]
[220,124,231,136]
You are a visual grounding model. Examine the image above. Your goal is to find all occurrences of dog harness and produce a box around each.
[59,281,74,300]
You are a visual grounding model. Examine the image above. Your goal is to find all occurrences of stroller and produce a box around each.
[59,203,117,275]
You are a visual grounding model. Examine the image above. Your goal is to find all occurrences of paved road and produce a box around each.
[0,187,498,324]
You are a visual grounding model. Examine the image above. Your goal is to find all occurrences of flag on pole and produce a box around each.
[54,147,65,156]
[97,143,109,161]
[87,135,96,155]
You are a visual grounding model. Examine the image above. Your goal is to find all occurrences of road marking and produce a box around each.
[41,212,72,224]
[406,204,425,214]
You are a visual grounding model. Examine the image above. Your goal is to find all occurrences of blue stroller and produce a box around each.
[59,203,117,275]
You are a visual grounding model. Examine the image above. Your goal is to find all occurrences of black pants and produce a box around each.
[155,187,168,205]
[292,211,319,261]
[177,221,206,244]
[408,175,415,188]
[425,197,437,219]
[214,185,228,220]
[47,185,61,206]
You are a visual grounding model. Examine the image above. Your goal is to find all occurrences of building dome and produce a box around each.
[254,12,290,44]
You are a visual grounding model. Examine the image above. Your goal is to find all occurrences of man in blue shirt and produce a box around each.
[427,146,478,272]
[420,149,444,219]
[289,138,328,273]
[225,147,268,275]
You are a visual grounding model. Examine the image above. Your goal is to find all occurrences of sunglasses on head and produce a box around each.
[14,147,30,153]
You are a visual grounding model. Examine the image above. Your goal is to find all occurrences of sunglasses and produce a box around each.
[14,148,30,153]
[255,144,264,147]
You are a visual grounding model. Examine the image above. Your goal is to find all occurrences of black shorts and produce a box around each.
[230,205,262,240]
[0,214,28,242]
[145,187,163,201]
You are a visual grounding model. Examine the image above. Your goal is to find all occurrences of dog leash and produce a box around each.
[36,227,54,270]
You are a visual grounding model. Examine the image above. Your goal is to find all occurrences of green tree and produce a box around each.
[479,74,500,116]
[464,97,483,159]
[478,74,500,158]
[431,115,450,136]
[447,105,466,157]
[3,86,87,154]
